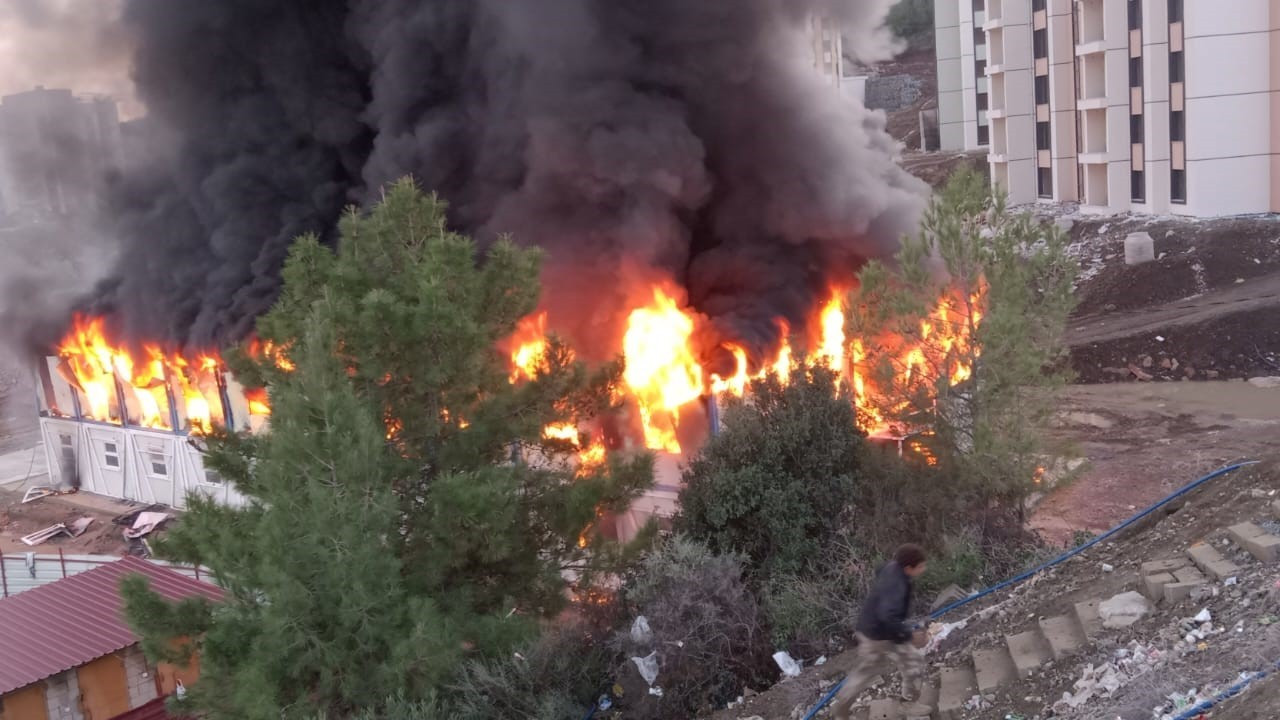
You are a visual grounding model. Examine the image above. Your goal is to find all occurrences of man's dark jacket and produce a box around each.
[855,560,914,643]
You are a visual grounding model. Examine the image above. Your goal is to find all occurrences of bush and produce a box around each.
[886,0,934,45]
[447,625,614,720]
[614,536,772,719]
[676,364,864,579]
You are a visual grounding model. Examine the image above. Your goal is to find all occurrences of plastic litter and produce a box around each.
[631,652,659,686]
[1193,608,1212,623]
[772,651,802,678]
[630,615,653,645]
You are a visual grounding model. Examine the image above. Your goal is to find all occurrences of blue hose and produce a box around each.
[1171,656,1280,719]
[798,460,1258,720]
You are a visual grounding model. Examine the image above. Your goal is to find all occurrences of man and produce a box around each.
[831,543,931,720]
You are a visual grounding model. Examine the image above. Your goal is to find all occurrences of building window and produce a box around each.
[1128,0,1142,30]
[1131,170,1146,202]
[60,433,72,448]
[204,470,225,486]
[1171,169,1186,203]
[103,442,119,469]
[1168,0,1183,23]
[977,124,990,145]
[973,0,985,10]
[1130,113,1144,143]
[975,59,987,77]
[1035,75,1049,104]
[1033,0,1046,11]
[1034,28,1048,58]
[1129,56,1143,87]
[1170,110,1185,141]
[974,26,986,47]
[1036,121,1051,150]
[977,93,989,111]
[1169,51,1184,83]
[147,452,168,477]
[1038,167,1054,198]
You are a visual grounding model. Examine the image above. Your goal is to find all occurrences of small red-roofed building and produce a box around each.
[0,556,220,720]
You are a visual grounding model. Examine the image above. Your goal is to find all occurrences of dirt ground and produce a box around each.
[0,355,146,556]
[1030,381,1280,546]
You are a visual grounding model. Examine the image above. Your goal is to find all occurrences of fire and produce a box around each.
[621,287,704,453]
[503,277,985,456]
[542,423,609,473]
[509,312,550,382]
[53,314,264,433]
[807,290,847,373]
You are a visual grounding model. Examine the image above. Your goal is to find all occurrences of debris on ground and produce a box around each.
[122,510,169,539]
[773,651,802,678]
[1099,590,1152,628]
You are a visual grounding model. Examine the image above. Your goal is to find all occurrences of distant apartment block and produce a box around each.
[936,0,1280,217]
[935,0,992,151]
[811,16,847,89]
[0,87,124,222]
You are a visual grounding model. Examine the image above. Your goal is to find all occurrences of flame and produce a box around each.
[498,277,986,458]
[509,312,550,382]
[807,289,846,374]
[53,315,233,433]
[621,287,703,453]
[543,423,609,473]
[245,387,272,416]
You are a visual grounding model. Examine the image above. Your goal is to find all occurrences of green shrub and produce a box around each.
[676,364,864,579]
[886,0,935,45]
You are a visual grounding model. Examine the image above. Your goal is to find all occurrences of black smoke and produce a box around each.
[94,0,926,365]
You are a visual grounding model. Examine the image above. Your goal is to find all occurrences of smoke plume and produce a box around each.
[95,0,926,364]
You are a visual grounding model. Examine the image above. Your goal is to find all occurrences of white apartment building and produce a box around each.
[937,0,1280,217]
[935,0,992,151]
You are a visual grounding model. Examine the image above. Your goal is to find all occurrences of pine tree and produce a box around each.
[848,169,1077,511]
[123,180,653,719]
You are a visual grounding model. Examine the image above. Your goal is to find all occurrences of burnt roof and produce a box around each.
[0,555,221,696]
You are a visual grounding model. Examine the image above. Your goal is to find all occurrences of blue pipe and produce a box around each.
[1171,658,1280,719]
[798,460,1258,720]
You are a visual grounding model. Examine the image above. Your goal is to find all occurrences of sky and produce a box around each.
[0,0,139,117]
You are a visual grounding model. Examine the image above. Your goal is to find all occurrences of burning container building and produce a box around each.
[30,319,269,509]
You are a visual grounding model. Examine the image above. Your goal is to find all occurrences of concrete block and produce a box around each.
[1039,614,1088,659]
[938,665,978,718]
[1187,543,1241,580]
[1124,232,1155,265]
[1007,629,1054,676]
[1074,599,1104,639]
[1164,580,1206,604]
[1270,498,1280,519]
[917,680,939,710]
[868,698,898,719]
[1173,567,1206,584]
[973,646,1018,691]
[1143,572,1176,601]
[1228,522,1280,562]
[1141,558,1189,575]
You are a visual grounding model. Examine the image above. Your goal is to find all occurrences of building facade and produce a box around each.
[935,0,993,151]
[0,87,124,223]
[936,0,1280,216]
[33,353,260,510]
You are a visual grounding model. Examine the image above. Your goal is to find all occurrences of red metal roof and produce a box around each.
[109,696,194,720]
[0,556,221,696]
